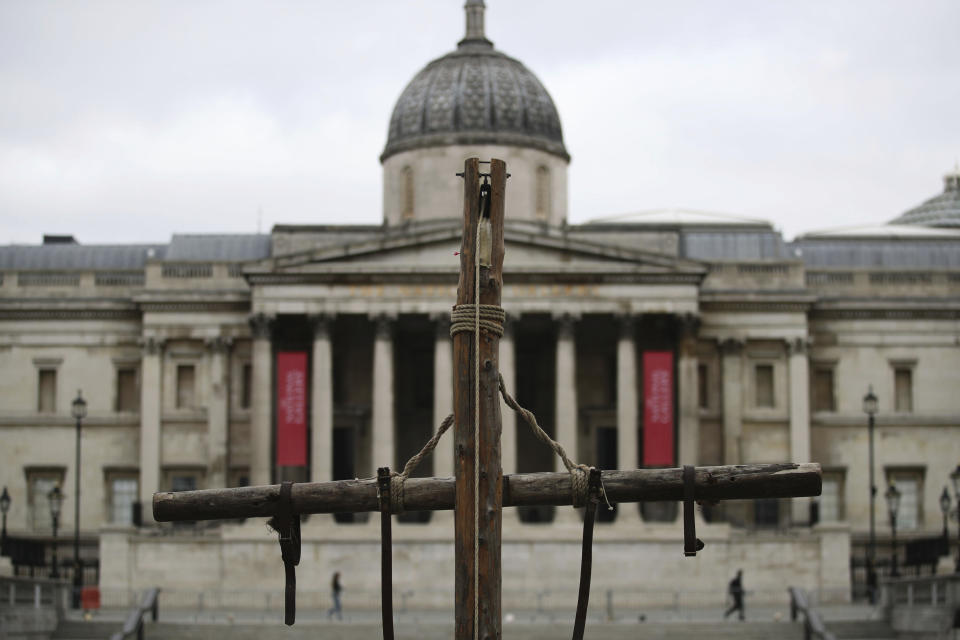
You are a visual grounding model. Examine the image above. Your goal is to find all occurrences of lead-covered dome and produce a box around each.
[380,1,568,163]
[888,169,960,228]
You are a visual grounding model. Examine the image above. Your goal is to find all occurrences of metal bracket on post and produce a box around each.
[377,467,395,640]
[683,465,705,557]
[268,481,300,626]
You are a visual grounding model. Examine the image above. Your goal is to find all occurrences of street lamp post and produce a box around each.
[863,386,879,603]
[0,486,10,556]
[48,486,62,579]
[885,482,901,578]
[71,391,86,608]
[951,466,960,573]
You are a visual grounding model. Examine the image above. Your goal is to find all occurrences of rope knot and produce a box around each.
[570,464,591,508]
[389,473,405,515]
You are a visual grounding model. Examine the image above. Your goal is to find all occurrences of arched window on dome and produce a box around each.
[401,165,415,221]
[535,165,551,221]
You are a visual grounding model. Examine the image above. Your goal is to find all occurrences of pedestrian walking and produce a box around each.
[327,571,343,620]
[724,569,745,620]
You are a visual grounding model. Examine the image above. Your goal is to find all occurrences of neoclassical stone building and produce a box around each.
[1,0,958,605]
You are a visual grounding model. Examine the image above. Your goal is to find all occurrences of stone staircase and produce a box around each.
[50,618,898,640]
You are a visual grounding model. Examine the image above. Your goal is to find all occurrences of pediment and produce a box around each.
[245,221,706,282]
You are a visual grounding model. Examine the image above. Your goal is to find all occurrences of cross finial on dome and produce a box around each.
[460,0,493,49]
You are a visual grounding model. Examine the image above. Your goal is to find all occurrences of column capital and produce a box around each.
[205,336,233,353]
[248,313,275,340]
[429,312,451,338]
[139,336,166,356]
[373,313,394,339]
[309,314,334,339]
[554,312,577,338]
[719,337,744,355]
[787,337,811,356]
[677,313,701,339]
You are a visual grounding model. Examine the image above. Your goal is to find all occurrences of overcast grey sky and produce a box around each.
[1,0,958,244]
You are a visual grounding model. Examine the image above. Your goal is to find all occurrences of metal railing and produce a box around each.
[110,587,160,640]
[789,586,836,640]
[1,574,69,610]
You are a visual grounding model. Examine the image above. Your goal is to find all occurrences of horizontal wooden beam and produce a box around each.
[153,462,820,522]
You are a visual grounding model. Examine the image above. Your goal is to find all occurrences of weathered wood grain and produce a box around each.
[153,462,821,521]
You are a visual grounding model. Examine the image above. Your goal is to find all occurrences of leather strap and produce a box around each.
[377,467,395,640]
[572,467,602,640]
[274,481,300,626]
[683,465,705,557]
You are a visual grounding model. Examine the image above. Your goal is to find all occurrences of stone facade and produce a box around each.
[2,0,959,607]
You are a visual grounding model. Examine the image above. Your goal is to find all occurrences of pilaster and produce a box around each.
[788,337,812,525]
[720,338,744,466]
[205,336,232,489]
[138,336,164,523]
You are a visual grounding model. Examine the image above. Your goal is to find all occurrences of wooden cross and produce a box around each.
[153,158,821,640]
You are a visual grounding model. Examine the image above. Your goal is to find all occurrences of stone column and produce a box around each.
[249,314,274,486]
[554,314,580,524]
[432,315,455,525]
[677,315,700,466]
[499,317,519,524]
[372,315,395,471]
[432,315,455,478]
[720,338,744,465]
[616,315,640,523]
[138,336,164,523]
[788,337,811,526]
[310,315,334,484]
[205,336,231,489]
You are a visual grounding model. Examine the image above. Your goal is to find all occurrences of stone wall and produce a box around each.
[100,517,851,612]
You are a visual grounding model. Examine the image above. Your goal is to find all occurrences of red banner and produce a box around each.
[643,351,674,466]
[276,351,308,466]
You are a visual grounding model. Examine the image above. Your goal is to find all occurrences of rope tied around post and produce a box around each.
[385,413,455,514]
[449,304,505,338]
[498,374,609,509]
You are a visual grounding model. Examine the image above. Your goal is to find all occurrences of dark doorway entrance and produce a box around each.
[595,426,618,522]
[332,426,356,523]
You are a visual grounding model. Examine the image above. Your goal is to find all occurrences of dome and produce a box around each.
[888,168,960,228]
[380,1,568,163]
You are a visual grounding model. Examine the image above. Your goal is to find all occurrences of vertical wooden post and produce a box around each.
[454,158,506,640]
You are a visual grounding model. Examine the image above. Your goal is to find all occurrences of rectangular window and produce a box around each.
[170,474,198,492]
[38,369,56,413]
[26,470,63,531]
[116,368,139,412]
[697,363,709,409]
[240,363,252,409]
[819,470,845,522]
[755,364,774,408]
[754,498,780,528]
[812,368,835,412]
[894,368,913,413]
[176,364,195,409]
[886,469,923,531]
[109,475,138,525]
